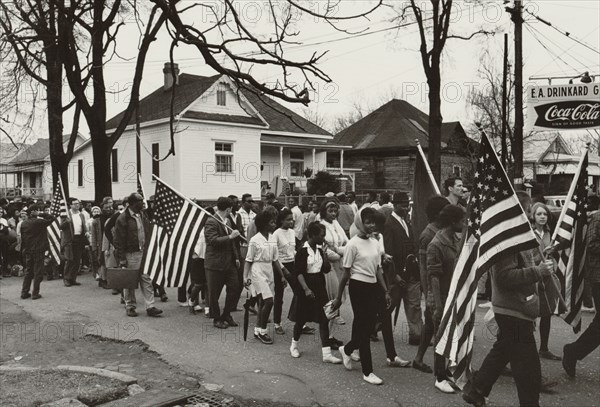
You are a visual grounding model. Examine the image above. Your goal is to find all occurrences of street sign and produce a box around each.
[526,83,600,131]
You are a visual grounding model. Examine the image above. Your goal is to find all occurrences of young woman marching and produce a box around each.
[428,204,465,393]
[333,207,392,385]
[244,211,290,344]
[272,209,296,335]
[289,222,342,364]
[531,202,563,361]
[319,199,348,348]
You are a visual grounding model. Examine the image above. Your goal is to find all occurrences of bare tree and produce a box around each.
[54,0,167,201]
[0,1,81,197]
[394,0,492,184]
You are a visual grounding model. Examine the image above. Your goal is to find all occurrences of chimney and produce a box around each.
[163,62,180,91]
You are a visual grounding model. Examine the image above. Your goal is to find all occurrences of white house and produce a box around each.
[0,134,87,201]
[67,63,352,201]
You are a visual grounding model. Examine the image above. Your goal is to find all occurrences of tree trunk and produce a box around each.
[46,43,69,198]
[427,67,443,185]
[89,124,113,201]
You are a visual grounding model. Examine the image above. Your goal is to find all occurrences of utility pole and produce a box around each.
[507,0,524,188]
[501,33,508,169]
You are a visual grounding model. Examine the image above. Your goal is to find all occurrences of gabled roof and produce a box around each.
[240,89,331,136]
[333,99,469,151]
[0,142,28,164]
[105,73,331,137]
[8,133,87,164]
[105,73,220,131]
[523,133,573,162]
[10,139,50,163]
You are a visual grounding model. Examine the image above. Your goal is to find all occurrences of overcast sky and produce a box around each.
[2,0,599,143]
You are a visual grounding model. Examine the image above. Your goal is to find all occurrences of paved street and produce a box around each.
[1,273,599,407]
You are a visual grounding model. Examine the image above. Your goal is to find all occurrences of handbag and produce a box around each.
[106,267,140,290]
[323,300,340,320]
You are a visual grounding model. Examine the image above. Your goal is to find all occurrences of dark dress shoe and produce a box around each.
[539,350,562,361]
[160,294,168,303]
[301,325,316,335]
[224,316,238,327]
[412,360,433,373]
[31,294,42,300]
[126,309,138,317]
[462,382,486,407]
[213,320,228,329]
[21,292,31,299]
[146,307,163,317]
[63,280,72,287]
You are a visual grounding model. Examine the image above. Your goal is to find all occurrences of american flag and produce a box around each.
[435,132,539,388]
[140,179,204,287]
[553,151,589,333]
[46,178,68,264]
[137,173,148,209]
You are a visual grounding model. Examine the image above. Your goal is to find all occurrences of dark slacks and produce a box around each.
[22,251,45,296]
[375,287,398,360]
[206,266,239,321]
[189,258,207,304]
[473,314,541,407]
[568,282,600,360]
[432,308,447,381]
[64,235,85,283]
[344,279,379,376]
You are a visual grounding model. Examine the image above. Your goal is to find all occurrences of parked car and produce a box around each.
[544,195,567,208]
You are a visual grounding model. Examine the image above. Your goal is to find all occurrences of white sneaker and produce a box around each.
[322,347,342,364]
[193,304,203,312]
[290,347,300,358]
[363,373,383,385]
[478,301,492,309]
[434,379,455,394]
[177,301,188,307]
[350,350,360,362]
[581,306,595,313]
[339,346,353,370]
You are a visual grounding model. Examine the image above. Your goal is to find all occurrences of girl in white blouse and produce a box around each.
[244,212,290,345]
[272,209,296,335]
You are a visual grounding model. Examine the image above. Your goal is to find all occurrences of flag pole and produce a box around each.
[138,173,148,209]
[57,173,71,221]
[415,139,441,195]
[550,143,590,244]
[152,174,247,242]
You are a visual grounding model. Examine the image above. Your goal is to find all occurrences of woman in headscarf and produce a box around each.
[332,207,392,385]
[318,198,348,347]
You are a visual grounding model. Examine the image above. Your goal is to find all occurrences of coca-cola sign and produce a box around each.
[526,83,600,131]
[534,100,600,129]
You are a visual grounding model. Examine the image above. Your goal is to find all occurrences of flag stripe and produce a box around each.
[435,133,539,389]
[141,180,204,287]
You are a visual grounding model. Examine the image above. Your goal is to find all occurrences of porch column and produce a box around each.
[352,174,356,191]
[340,149,344,175]
[279,146,284,178]
[312,148,316,175]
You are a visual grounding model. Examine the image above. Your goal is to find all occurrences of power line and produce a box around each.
[525,8,600,55]
[524,23,578,74]
[525,21,596,70]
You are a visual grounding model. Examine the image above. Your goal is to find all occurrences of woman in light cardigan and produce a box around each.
[319,199,348,324]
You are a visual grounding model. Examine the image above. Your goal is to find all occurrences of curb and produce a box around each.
[56,365,138,385]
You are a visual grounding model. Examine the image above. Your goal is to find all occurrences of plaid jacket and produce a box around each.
[586,210,600,283]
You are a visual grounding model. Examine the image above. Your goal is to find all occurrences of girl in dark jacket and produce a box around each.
[289,222,342,364]
[427,204,465,394]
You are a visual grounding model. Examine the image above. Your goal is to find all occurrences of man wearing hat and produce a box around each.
[383,191,422,345]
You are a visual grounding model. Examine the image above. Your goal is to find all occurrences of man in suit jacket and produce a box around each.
[383,191,422,345]
[60,197,87,287]
[204,196,241,329]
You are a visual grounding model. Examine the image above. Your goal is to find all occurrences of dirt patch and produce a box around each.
[0,369,128,406]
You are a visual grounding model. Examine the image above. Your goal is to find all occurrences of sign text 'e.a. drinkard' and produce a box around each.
[526,83,600,131]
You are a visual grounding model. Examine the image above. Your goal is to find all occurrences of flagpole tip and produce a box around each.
[415,139,420,146]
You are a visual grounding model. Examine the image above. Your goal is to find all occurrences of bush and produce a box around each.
[307,171,340,195]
